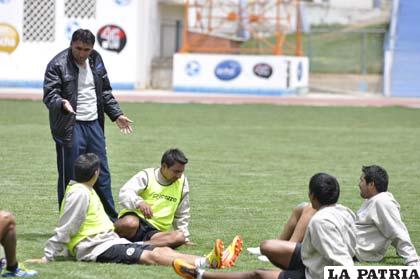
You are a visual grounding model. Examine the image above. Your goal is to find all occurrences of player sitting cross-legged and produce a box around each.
[27,153,242,271]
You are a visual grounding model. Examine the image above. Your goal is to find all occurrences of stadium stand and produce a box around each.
[390,0,420,97]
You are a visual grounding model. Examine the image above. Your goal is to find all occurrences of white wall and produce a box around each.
[312,0,373,9]
[329,0,373,9]
[0,0,141,89]
[137,0,154,88]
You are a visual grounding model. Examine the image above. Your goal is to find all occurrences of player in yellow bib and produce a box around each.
[115,149,192,248]
[27,153,242,270]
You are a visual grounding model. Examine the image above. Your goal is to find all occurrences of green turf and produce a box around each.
[0,100,419,278]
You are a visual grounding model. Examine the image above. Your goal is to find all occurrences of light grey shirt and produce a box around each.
[301,204,356,279]
[75,62,97,121]
[44,182,130,262]
[355,192,419,265]
[119,167,191,240]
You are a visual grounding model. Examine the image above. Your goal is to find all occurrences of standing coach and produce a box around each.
[43,29,133,220]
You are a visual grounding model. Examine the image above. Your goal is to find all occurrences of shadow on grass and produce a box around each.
[357,255,404,266]
[381,256,404,266]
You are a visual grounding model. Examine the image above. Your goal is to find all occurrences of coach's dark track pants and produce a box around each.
[54,119,118,221]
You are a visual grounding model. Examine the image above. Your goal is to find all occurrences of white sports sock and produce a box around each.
[195,257,208,268]
[257,255,270,262]
[197,269,205,279]
[247,247,261,255]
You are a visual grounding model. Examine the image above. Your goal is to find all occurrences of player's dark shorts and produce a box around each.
[278,242,305,279]
[120,212,161,242]
[96,243,155,264]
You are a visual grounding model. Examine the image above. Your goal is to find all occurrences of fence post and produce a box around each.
[307,30,312,68]
[359,31,367,93]
[175,20,182,52]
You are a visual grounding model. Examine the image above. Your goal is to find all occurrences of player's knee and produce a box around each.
[114,216,139,233]
[173,231,186,245]
[0,211,15,228]
[292,204,304,218]
[260,239,272,255]
[139,248,160,265]
[147,247,172,263]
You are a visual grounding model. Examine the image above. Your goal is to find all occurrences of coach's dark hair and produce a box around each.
[362,165,388,193]
[161,148,188,167]
[74,153,100,183]
[71,29,95,46]
[309,173,340,205]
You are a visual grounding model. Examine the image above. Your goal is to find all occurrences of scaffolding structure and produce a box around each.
[180,0,303,55]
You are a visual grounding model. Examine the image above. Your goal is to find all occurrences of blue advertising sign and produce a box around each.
[214,60,242,81]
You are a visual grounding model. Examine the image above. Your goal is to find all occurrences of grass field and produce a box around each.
[243,24,386,74]
[1,99,419,278]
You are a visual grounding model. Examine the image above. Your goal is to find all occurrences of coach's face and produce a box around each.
[161,162,185,183]
[71,41,93,66]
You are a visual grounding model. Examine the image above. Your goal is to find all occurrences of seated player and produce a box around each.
[0,211,37,277]
[355,165,419,265]
[27,153,242,270]
[173,172,357,279]
[115,148,193,248]
[251,165,420,266]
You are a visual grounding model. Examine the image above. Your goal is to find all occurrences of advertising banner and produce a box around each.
[173,53,309,95]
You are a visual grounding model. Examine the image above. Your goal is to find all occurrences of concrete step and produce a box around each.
[151,57,173,89]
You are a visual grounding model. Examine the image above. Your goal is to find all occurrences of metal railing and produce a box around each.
[304,28,386,74]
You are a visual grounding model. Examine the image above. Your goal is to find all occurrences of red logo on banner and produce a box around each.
[96,25,127,53]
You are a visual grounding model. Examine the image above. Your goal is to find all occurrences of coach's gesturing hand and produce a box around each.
[116,115,133,134]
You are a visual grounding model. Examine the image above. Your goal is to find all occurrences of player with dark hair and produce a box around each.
[161,148,189,166]
[114,148,192,248]
[356,165,419,265]
[27,153,242,270]
[250,165,420,266]
[115,148,242,265]
[173,172,356,279]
